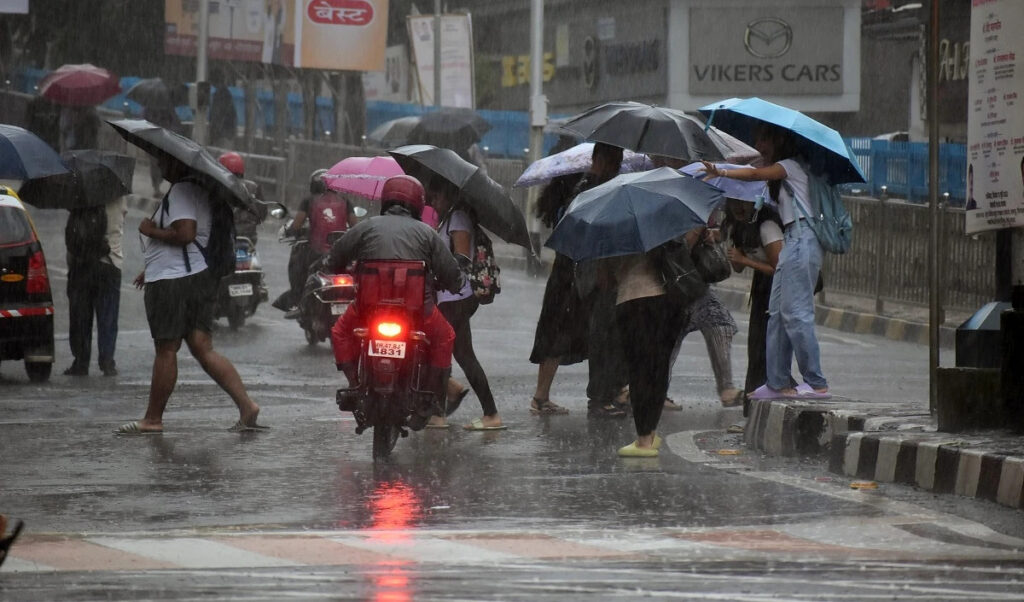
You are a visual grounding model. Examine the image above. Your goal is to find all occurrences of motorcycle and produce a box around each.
[297,256,356,345]
[215,236,268,330]
[335,260,438,459]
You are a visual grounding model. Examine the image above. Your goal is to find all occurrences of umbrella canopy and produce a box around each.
[107,119,255,213]
[19,150,135,210]
[699,97,866,184]
[679,162,766,203]
[366,116,420,148]
[125,77,188,110]
[561,101,724,162]
[324,156,404,200]
[703,125,761,165]
[38,63,121,107]
[0,124,68,180]
[389,144,531,249]
[545,167,724,263]
[514,142,653,188]
[410,108,490,146]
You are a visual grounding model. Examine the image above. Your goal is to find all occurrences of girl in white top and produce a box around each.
[702,123,829,398]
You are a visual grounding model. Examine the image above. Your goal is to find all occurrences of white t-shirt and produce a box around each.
[744,220,785,264]
[141,181,212,282]
[436,209,474,304]
[777,159,814,226]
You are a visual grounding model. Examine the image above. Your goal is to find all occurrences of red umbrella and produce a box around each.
[38,64,121,107]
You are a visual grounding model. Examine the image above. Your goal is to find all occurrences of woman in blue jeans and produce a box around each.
[702,124,829,398]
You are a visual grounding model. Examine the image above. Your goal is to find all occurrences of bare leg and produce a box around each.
[533,356,560,401]
[185,330,261,425]
[138,339,182,431]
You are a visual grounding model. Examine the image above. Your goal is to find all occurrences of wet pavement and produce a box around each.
[2,207,1023,600]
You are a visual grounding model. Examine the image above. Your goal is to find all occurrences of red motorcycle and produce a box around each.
[335,260,437,459]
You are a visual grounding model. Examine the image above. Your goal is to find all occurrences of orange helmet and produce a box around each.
[380,175,425,219]
[218,151,245,176]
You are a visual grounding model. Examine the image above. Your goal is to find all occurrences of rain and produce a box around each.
[1,1,1024,600]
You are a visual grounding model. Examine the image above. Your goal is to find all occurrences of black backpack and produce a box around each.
[160,179,237,280]
[65,205,109,268]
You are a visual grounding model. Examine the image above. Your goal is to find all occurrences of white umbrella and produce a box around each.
[514,142,653,188]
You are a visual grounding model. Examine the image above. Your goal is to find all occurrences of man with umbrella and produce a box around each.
[108,119,266,434]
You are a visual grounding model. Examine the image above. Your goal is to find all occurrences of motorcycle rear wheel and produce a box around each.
[372,423,399,459]
[227,305,246,331]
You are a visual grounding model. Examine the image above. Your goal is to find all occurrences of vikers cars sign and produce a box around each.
[689,6,844,96]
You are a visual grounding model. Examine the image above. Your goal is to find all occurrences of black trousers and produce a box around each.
[587,288,627,404]
[616,295,684,437]
[744,271,773,394]
[67,262,121,369]
[438,295,497,416]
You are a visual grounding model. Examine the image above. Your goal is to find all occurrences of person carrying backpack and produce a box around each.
[115,154,266,435]
[702,123,832,399]
[424,178,504,431]
[63,195,126,377]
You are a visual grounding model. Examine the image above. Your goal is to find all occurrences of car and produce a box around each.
[0,186,54,382]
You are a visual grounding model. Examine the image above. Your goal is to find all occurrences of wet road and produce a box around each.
[1,206,1023,600]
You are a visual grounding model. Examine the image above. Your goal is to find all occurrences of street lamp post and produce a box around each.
[927,0,940,412]
[525,0,546,273]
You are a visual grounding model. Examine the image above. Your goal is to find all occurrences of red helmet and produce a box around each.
[218,152,245,176]
[380,175,425,218]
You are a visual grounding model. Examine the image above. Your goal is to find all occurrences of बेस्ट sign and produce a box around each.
[688,5,844,96]
[164,0,387,71]
[965,0,1024,235]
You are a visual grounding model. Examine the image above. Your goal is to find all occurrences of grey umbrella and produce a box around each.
[19,150,134,210]
[389,144,531,250]
[107,118,255,213]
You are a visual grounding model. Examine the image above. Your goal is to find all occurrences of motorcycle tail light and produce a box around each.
[332,274,354,286]
[375,321,403,338]
[236,259,252,270]
[26,250,49,294]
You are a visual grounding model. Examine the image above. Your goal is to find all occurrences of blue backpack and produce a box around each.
[784,174,853,254]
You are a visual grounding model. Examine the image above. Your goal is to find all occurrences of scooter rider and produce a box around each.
[217,152,267,243]
[325,175,465,428]
[273,168,358,317]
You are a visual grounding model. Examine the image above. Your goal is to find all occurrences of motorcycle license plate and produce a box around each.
[369,340,406,358]
[330,303,346,315]
[228,283,253,297]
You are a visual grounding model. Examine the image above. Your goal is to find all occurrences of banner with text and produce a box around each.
[966,0,1024,234]
[165,0,387,71]
[408,14,474,108]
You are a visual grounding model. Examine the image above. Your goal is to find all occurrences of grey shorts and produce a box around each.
[144,271,216,341]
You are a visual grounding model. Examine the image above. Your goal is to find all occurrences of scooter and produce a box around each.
[297,257,356,346]
[335,260,438,459]
[215,236,268,330]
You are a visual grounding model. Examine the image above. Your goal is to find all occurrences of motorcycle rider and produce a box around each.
[325,175,464,430]
[217,152,267,243]
[273,168,358,318]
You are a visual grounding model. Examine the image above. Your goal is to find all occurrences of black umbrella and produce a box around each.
[561,101,724,162]
[366,116,420,147]
[106,118,255,213]
[125,77,188,109]
[389,144,531,250]
[0,125,68,180]
[19,150,134,210]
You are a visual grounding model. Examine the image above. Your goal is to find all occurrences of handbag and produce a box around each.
[691,240,731,284]
[654,240,708,307]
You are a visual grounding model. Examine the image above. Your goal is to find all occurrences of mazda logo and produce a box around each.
[744,18,793,59]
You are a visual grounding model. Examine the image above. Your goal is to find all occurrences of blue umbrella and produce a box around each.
[0,124,68,180]
[545,167,724,263]
[698,97,866,184]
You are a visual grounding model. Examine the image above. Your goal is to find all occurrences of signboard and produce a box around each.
[965,0,1024,234]
[164,0,387,71]
[669,0,860,113]
[0,0,28,14]
[408,14,474,108]
[363,45,411,103]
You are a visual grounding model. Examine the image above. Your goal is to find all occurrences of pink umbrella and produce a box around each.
[324,155,403,200]
[38,63,121,106]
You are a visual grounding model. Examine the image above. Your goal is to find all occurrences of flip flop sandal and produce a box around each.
[530,397,569,415]
[720,391,745,408]
[663,398,683,411]
[444,388,470,417]
[463,418,508,431]
[228,421,270,432]
[114,421,162,436]
[796,383,832,399]
[617,441,658,458]
[588,402,627,418]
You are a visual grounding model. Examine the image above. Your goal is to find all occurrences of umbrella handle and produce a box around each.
[703,108,717,132]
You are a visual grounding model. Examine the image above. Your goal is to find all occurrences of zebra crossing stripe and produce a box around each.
[88,537,300,569]
[10,538,175,571]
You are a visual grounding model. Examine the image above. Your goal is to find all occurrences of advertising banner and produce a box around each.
[164,0,387,71]
[408,14,474,108]
[0,0,28,14]
[363,45,412,103]
[965,0,1024,234]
